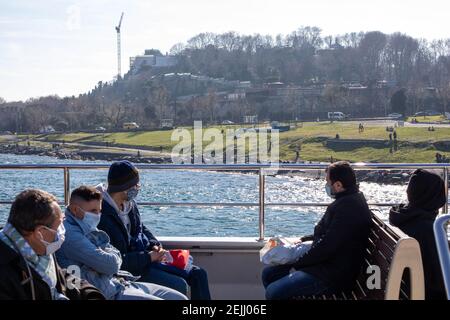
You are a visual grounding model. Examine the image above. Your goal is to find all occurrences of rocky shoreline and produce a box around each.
[0,144,412,185]
[0,144,170,163]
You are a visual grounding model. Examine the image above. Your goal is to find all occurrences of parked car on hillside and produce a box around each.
[39,125,56,133]
[387,113,403,119]
[122,122,139,130]
[327,112,347,120]
[424,110,441,116]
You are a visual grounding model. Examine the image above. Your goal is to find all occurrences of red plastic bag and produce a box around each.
[167,249,190,270]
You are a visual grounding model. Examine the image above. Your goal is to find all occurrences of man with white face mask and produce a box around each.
[56,185,187,300]
[0,189,105,300]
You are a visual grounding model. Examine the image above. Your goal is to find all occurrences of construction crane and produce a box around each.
[115,12,124,79]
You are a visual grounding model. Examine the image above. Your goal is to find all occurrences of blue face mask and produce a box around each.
[126,187,139,201]
[325,183,335,198]
[83,211,101,230]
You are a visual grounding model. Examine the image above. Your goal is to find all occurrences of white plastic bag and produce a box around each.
[260,237,312,266]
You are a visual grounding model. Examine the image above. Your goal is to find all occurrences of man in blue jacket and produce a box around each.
[56,185,187,300]
[97,161,211,300]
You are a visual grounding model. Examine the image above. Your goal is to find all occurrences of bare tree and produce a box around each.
[104,104,126,128]
[23,105,53,132]
[205,89,218,124]
[436,84,450,115]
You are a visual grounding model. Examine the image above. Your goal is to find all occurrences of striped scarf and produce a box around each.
[0,223,60,299]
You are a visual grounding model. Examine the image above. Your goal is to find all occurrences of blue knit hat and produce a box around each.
[107,160,140,193]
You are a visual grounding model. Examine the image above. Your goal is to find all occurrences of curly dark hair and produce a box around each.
[8,189,59,232]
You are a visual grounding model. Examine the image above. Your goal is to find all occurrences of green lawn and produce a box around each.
[26,122,450,163]
[279,122,450,142]
[41,133,96,142]
[86,131,178,150]
[406,115,448,123]
[280,142,450,163]
[39,122,450,145]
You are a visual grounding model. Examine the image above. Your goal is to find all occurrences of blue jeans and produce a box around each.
[139,264,189,295]
[150,263,211,300]
[262,265,331,300]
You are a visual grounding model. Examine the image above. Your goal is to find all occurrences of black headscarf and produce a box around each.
[406,169,446,212]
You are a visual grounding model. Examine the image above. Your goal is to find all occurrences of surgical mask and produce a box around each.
[40,224,66,256]
[83,211,101,230]
[126,187,139,201]
[325,183,335,198]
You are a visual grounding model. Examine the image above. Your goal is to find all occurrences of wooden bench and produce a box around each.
[295,214,425,300]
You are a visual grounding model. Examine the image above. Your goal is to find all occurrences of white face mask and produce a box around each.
[39,224,66,255]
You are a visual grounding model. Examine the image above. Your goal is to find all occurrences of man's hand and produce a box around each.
[149,250,165,263]
[152,245,163,252]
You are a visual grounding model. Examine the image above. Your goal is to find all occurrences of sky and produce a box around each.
[0,0,449,102]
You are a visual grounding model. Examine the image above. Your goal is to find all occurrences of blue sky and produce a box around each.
[1,0,449,102]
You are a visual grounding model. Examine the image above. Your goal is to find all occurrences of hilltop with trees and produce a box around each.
[0,27,449,133]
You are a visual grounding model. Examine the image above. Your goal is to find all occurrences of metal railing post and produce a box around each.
[434,214,450,299]
[258,168,265,241]
[444,168,448,214]
[63,167,70,206]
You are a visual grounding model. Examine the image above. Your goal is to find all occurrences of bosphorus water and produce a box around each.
[0,153,408,237]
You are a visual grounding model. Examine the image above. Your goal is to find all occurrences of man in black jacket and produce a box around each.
[389,169,447,300]
[0,189,104,300]
[262,161,373,299]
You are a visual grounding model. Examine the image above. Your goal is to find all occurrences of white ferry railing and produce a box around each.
[0,163,448,240]
[434,214,450,299]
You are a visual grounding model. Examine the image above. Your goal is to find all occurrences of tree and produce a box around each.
[323,84,346,122]
[104,104,126,128]
[0,97,5,104]
[436,84,450,115]
[151,86,170,121]
[205,89,218,124]
[385,33,419,85]
[23,105,53,132]
[358,31,387,81]
[390,89,407,115]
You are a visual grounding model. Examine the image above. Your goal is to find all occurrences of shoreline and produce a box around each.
[0,143,171,163]
[0,144,413,185]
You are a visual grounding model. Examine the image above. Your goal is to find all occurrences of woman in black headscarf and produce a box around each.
[389,169,447,300]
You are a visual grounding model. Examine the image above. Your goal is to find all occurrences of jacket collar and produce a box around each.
[101,199,131,239]
[0,233,58,300]
[334,185,359,200]
[0,237,21,266]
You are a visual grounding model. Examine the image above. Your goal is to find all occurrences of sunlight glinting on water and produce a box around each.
[0,154,411,237]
